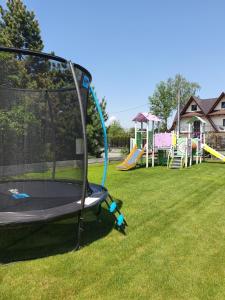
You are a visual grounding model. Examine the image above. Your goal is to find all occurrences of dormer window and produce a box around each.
[221,102,225,109]
[191,104,197,111]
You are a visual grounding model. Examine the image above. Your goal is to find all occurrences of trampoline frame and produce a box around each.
[0,180,108,227]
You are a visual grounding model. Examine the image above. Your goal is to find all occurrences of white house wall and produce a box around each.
[179,118,189,131]
[178,117,213,132]
[214,96,225,110]
[210,116,225,131]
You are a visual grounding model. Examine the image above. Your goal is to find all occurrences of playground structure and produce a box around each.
[117,112,161,170]
[117,113,225,170]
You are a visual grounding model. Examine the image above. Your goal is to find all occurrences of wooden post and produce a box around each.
[146,121,149,168]
[185,137,188,168]
[202,123,205,161]
[134,122,137,145]
[188,123,191,139]
[152,121,155,167]
[177,88,181,139]
[196,141,199,165]
[141,121,143,148]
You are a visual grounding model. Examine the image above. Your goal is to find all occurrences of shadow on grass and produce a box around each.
[203,160,225,165]
[0,199,125,264]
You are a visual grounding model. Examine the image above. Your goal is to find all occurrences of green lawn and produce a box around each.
[1,162,225,299]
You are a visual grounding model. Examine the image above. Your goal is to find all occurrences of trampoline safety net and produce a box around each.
[0,48,91,218]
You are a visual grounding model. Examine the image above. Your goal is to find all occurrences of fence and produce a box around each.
[108,136,130,149]
[205,133,225,150]
[180,125,213,133]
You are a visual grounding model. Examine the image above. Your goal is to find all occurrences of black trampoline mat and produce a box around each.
[0,180,83,212]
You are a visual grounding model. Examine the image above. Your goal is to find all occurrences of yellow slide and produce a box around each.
[203,144,225,162]
[117,145,145,171]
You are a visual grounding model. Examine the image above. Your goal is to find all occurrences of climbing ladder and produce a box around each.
[167,148,184,169]
[104,194,128,231]
[169,156,184,169]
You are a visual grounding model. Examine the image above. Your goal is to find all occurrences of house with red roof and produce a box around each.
[170,92,225,135]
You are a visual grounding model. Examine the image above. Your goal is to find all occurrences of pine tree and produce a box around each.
[0,1,109,157]
[87,92,108,157]
[0,0,43,50]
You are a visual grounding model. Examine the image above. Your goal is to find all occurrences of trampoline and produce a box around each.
[0,47,112,248]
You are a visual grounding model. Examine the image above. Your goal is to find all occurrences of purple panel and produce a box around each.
[155,133,172,148]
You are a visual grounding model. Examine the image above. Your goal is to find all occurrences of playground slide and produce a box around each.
[117,145,145,171]
[203,144,225,162]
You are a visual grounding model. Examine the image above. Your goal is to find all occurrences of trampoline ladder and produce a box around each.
[104,194,128,231]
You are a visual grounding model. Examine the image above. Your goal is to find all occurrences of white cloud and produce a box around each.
[108,115,117,124]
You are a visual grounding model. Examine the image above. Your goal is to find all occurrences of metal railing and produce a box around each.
[179,125,213,133]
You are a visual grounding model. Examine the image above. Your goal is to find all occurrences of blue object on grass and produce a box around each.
[109,201,117,213]
[117,214,124,226]
[12,193,30,199]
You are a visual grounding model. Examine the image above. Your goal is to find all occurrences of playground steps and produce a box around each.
[169,156,183,169]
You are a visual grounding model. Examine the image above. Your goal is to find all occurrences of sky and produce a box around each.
[1,0,225,128]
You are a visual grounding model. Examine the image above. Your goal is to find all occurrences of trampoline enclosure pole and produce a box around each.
[89,87,108,187]
[69,62,88,210]
[70,62,88,249]
[45,91,56,180]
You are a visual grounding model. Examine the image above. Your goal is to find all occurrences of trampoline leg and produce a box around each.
[75,212,83,250]
[96,204,102,217]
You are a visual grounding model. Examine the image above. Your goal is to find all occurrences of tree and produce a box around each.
[149,74,200,131]
[149,81,173,131]
[170,74,201,107]
[0,1,109,159]
[0,0,43,50]
[108,121,131,149]
[127,127,135,137]
[87,92,108,157]
[108,120,126,139]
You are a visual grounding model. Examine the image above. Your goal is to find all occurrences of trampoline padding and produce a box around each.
[0,181,107,226]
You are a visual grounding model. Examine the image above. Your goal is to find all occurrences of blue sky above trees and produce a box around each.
[2,0,225,127]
